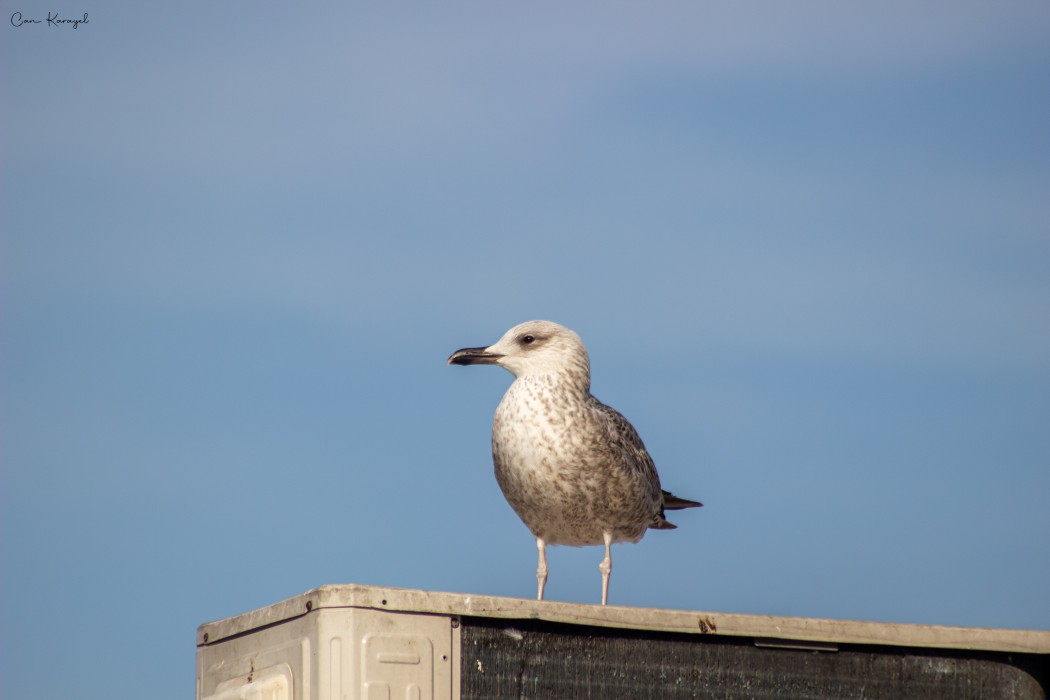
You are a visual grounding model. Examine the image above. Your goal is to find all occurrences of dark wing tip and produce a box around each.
[662,489,703,510]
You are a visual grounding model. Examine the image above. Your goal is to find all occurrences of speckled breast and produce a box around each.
[490,378,656,546]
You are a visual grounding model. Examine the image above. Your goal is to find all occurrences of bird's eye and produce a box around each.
[521,334,535,345]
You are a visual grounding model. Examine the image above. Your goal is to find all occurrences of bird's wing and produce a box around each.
[588,396,702,530]
[587,396,662,491]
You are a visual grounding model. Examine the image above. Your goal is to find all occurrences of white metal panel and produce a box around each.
[197,605,453,700]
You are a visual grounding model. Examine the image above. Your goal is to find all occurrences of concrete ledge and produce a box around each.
[197,582,1050,654]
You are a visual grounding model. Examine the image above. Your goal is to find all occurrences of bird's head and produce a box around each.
[448,320,591,386]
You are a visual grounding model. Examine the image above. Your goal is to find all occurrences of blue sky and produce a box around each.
[3,2,1050,697]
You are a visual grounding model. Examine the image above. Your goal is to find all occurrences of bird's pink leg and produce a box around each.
[599,531,613,606]
[536,537,548,601]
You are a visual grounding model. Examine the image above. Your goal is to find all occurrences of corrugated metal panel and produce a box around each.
[460,617,1047,700]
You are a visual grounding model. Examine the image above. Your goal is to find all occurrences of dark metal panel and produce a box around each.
[460,617,1047,700]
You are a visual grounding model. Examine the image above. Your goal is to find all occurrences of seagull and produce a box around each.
[448,320,702,605]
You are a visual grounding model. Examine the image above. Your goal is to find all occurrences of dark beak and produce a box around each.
[447,346,504,366]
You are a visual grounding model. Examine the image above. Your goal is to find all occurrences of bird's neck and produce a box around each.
[516,369,591,396]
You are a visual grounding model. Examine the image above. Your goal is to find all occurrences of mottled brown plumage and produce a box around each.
[448,320,702,605]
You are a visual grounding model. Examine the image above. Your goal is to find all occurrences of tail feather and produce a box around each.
[650,516,678,530]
